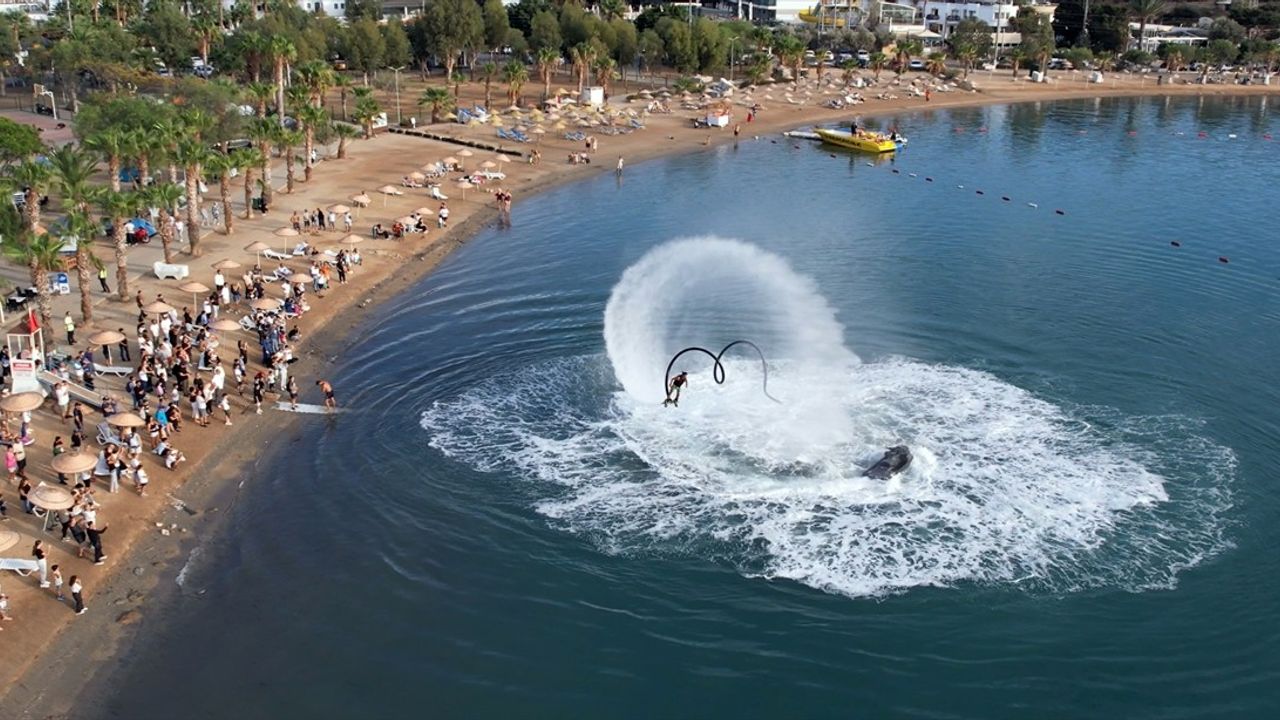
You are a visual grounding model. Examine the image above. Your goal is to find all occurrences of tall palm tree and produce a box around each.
[352,87,380,139]
[0,214,62,343]
[245,82,275,119]
[92,186,137,301]
[333,73,351,120]
[204,151,237,234]
[232,147,263,219]
[570,43,595,93]
[332,123,359,159]
[593,57,615,99]
[297,105,327,182]
[295,59,336,107]
[4,159,52,232]
[504,60,528,106]
[536,47,558,101]
[480,61,498,110]
[1129,0,1168,52]
[870,52,888,81]
[269,35,297,126]
[418,87,454,124]
[145,183,185,263]
[274,125,303,193]
[83,128,129,193]
[151,117,186,184]
[48,146,99,321]
[172,139,207,256]
[248,118,276,207]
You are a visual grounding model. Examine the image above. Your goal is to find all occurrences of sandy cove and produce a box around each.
[1,74,1279,718]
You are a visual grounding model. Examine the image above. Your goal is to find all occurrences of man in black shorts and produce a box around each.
[663,372,688,407]
[317,379,336,412]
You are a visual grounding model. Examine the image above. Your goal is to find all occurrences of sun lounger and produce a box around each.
[292,243,310,256]
[0,558,39,575]
[262,249,291,261]
[429,187,448,201]
[153,261,190,280]
[96,420,121,446]
[94,363,132,376]
[238,315,256,331]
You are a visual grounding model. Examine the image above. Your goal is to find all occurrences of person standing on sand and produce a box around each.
[32,539,48,587]
[616,157,624,175]
[85,521,108,565]
[0,591,11,625]
[316,379,336,411]
[51,564,64,601]
[69,575,85,614]
[64,312,75,345]
[287,375,299,410]
[252,371,266,414]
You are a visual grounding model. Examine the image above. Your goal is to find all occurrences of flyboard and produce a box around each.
[275,401,345,415]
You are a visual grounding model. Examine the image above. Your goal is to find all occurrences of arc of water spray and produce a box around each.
[663,340,781,404]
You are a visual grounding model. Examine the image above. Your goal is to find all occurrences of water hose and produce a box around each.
[663,340,781,404]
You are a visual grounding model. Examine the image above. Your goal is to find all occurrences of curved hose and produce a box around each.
[663,340,781,404]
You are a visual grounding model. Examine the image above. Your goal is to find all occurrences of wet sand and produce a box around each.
[1,73,1278,718]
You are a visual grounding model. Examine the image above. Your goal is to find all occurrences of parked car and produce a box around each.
[908,58,926,71]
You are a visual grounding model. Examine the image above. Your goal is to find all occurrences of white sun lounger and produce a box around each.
[94,363,132,377]
[262,249,291,261]
[0,558,39,575]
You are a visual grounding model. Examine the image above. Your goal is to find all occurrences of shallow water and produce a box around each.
[97,96,1279,719]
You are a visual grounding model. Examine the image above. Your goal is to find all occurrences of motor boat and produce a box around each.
[862,445,912,479]
[815,127,905,153]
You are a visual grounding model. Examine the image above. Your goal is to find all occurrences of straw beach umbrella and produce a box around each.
[339,234,365,246]
[494,154,512,164]
[51,451,97,476]
[86,329,125,362]
[106,412,145,429]
[0,391,43,413]
[350,193,371,207]
[142,300,175,317]
[273,226,299,252]
[244,241,271,262]
[0,528,21,553]
[250,297,282,312]
[209,318,241,332]
[177,281,210,309]
[455,180,474,201]
[328,204,350,215]
[480,160,497,170]
[378,185,402,206]
[457,149,473,169]
[28,484,74,531]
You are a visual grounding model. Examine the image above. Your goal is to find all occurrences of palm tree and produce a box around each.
[274,126,303,193]
[245,82,275,119]
[232,147,263,219]
[204,151,237,234]
[839,59,857,86]
[570,43,595,93]
[0,214,63,343]
[418,87,454,124]
[83,129,129,193]
[352,87,380,139]
[593,57,616,99]
[172,139,207,256]
[504,60,528,106]
[1009,46,1030,78]
[248,118,276,207]
[151,117,185,185]
[145,183,185,263]
[895,38,923,77]
[92,186,137,300]
[869,52,888,81]
[480,61,498,110]
[5,159,52,231]
[333,73,352,120]
[536,47,558,101]
[1129,0,1168,52]
[332,123,359,160]
[294,59,335,107]
[297,104,327,182]
[926,51,947,77]
[48,146,99,322]
[269,35,297,126]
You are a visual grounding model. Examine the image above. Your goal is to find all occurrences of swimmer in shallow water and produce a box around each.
[663,372,688,407]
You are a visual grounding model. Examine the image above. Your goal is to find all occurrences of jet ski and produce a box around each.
[862,446,912,479]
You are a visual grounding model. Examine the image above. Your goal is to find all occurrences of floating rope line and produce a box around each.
[663,340,781,404]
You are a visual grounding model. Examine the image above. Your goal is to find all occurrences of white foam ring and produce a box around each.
[421,239,1234,598]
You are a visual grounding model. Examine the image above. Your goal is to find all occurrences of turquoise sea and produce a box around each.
[95,96,1278,719]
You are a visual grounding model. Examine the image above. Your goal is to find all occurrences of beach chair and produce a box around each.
[153,261,190,280]
[0,558,38,576]
[96,420,122,446]
[262,249,291,261]
[238,315,256,331]
[429,186,448,201]
[93,363,132,377]
[292,242,310,256]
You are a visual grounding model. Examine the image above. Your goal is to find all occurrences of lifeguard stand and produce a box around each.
[7,329,46,395]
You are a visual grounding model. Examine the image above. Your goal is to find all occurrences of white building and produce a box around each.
[922,1,1056,44]
[219,0,348,19]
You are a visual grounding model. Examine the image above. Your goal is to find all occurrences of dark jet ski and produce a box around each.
[863,446,912,479]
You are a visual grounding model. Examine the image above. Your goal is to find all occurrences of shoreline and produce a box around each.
[3,79,1279,718]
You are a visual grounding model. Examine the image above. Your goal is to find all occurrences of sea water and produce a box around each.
[95,96,1279,719]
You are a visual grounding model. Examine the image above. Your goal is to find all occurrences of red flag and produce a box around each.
[26,307,38,333]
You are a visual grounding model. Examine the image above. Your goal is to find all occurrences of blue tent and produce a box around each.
[104,217,157,237]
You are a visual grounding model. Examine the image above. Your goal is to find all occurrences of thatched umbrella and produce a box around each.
[244,241,271,263]
[494,154,512,164]
[339,234,365,246]
[106,412,145,428]
[142,300,176,317]
[250,297,282,312]
[455,180,474,201]
[328,204,351,215]
[350,193,372,207]
[480,160,497,170]
[209,318,242,332]
[51,451,97,475]
[0,528,21,553]
[211,259,242,271]
[378,185,403,206]
[178,281,211,309]
[86,329,126,361]
[28,483,74,531]
[0,392,43,413]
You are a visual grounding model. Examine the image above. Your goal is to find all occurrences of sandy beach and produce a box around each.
[1,70,1278,718]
